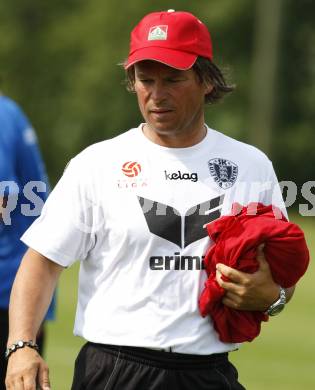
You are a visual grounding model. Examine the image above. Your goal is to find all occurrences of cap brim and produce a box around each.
[124,47,197,70]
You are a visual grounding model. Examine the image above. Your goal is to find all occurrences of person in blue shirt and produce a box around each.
[0,94,55,390]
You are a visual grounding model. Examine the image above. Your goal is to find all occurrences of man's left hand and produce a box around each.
[215,245,280,311]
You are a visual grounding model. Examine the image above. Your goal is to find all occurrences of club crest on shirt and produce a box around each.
[208,158,238,189]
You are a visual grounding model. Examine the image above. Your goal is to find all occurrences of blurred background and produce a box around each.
[1,0,314,388]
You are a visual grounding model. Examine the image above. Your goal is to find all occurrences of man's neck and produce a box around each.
[142,123,207,148]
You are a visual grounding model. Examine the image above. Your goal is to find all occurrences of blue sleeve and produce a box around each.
[13,106,50,200]
[0,96,55,319]
[0,97,50,198]
[0,98,18,185]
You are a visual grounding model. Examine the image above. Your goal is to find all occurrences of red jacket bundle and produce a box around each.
[199,203,309,343]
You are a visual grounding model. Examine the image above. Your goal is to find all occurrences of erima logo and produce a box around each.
[138,195,224,248]
[150,252,206,271]
[164,170,198,182]
[148,25,168,41]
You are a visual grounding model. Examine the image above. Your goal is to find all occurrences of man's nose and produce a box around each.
[150,81,167,101]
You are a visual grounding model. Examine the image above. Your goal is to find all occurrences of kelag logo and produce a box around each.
[164,170,198,182]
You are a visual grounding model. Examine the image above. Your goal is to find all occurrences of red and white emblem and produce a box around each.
[122,161,142,177]
[148,25,168,41]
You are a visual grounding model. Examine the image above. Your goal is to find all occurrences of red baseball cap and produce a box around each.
[124,10,213,70]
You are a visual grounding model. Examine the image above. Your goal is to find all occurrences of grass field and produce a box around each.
[45,213,314,389]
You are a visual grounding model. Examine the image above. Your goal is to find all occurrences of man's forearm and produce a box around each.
[7,248,63,345]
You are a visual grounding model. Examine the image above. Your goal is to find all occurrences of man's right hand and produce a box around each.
[5,248,63,389]
[5,348,50,390]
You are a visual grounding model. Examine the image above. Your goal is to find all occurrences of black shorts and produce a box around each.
[72,342,246,390]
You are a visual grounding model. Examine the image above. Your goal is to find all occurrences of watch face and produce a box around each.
[269,303,285,316]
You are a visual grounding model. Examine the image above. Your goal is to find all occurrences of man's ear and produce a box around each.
[204,82,214,95]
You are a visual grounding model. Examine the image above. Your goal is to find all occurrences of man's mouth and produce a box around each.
[150,108,173,114]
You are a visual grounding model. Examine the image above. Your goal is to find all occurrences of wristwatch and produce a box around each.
[266,286,287,316]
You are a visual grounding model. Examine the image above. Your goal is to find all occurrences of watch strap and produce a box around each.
[266,286,286,316]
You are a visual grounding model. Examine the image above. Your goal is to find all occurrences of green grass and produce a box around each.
[230,213,315,389]
[45,213,314,389]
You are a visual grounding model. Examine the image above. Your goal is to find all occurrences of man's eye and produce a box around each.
[139,79,152,83]
[168,78,183,83]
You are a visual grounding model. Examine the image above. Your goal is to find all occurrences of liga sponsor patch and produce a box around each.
[122,161,142,177]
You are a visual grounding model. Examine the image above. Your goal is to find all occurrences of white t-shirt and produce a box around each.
[22,125,285,354]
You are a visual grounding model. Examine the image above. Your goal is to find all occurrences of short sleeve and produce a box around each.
[21,157,97,267]
[259,160,287,219]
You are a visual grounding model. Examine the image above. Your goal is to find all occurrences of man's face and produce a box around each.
[134,61,211,145]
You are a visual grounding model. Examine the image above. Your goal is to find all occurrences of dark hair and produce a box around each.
[124,56,235,104]
[192,57,235,104]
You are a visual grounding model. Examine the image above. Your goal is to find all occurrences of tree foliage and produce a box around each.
[0,0,314,197]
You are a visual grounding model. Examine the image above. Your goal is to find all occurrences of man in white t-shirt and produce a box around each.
[5,10,294,390]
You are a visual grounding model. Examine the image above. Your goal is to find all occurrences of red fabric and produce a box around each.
[199,203,310,343]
